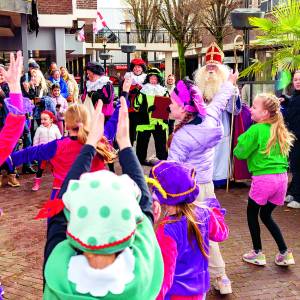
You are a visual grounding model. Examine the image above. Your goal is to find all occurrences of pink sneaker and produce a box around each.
[32,177,41,191]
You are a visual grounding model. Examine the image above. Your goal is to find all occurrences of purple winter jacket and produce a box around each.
[168,81,235,184]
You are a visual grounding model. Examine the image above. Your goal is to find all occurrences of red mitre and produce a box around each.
[205,42,224,65]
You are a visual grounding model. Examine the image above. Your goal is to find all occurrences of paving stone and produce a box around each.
[0,169,299,299]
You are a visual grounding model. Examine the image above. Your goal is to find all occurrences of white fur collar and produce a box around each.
[68,247,135,297]
[140,83,167,96]
[86,76,111,92]
[125,72,146,86]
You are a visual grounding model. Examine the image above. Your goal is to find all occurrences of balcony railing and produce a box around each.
[93,29,201,47]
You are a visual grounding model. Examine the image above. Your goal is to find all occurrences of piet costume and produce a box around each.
[40,144,163,299]
[134,67,169,165]
[124,58,147,143]
[148,161,229,300]
[83,62,114,120]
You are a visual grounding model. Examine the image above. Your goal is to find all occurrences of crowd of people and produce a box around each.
[0,42,299,299]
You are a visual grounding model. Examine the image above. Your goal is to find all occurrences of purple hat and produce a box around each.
[171,80,207,117]
[148,161,200,205]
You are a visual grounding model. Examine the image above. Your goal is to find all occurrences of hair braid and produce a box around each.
[167,112,195,148]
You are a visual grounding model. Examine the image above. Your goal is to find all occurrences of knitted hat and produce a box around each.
[85,61,105,76]
[62,170,143,254]
[171,80,207,117]
[145,67,164,85]
[205,42,224,65]
[148,161,200,205]
[130,58,147,73]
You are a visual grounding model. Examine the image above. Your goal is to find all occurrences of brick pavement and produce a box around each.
[0,170,299,299]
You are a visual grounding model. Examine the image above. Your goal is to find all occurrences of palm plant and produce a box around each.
[240,0,300,78]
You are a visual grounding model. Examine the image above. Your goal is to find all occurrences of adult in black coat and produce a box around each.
[282,71,300,208]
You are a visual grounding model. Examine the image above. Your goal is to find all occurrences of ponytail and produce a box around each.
[257,93,295,156]
[162,203,208,258]
[65,104,117,163]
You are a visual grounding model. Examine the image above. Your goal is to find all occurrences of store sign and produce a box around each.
[115,65,128,70]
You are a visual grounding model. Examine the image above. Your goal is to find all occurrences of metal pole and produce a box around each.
[127,32,130,71]
[104,59,107,75]
[243,29,250,70]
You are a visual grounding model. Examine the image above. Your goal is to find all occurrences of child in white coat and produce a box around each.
[32,110,61,191]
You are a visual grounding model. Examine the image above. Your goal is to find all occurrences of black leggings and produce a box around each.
[247,197,287,253]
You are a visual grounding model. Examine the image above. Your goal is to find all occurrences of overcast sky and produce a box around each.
[97,0,130,29]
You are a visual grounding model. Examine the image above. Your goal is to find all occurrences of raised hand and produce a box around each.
[0,51,23,93]
[86,100,105,147]
[116,96,131,150]
[122,74,133,93]
[153,200,161,224]
[229,69,239,85]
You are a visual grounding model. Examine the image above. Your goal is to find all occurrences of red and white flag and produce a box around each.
[77,27,85,42]
[93,11,107,34]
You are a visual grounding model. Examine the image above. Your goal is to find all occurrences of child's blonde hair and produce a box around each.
[31,69,48,92]
[257,93,295,156]
[162,202,208,258]
[65,104,117,163]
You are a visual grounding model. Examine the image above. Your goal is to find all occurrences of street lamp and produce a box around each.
[99,52,111,75]
[102,37,107,54]
[121,19,133,44]
[99,37,109,73]
[120,19,136,71]
[230,7,265,71]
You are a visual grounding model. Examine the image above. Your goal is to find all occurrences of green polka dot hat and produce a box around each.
[62,170,143,254]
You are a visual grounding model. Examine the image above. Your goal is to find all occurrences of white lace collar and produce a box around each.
[140,83,167,96]
[86,76,111,92]
[68,247,135,297]
[125,72,146,86]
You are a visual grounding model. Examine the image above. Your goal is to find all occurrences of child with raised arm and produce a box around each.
[234,93,295,266]
[38,98,163,299]
[0,51,33,300]
[6,77,134,199]
[166,78,236,294]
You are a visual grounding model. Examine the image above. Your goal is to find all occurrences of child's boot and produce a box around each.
[7,174,20,187]
[32,177,41,191]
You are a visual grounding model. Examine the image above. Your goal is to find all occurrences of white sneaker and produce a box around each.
[275,250,295,266]
[285,195,294,203]
[213,275,232,294]
[287,201,300,209]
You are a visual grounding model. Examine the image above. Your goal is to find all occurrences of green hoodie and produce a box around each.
[233,123,288,175]
[43,216,163,300]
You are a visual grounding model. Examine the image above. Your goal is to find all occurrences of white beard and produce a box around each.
[194,65,229,103]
